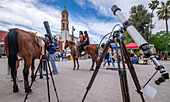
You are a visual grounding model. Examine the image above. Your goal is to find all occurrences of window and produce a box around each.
[63,15,65,19]
[66,15,68,20]
[67,24,68,30]
[63,23,65,29]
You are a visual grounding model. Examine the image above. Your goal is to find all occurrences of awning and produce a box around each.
[126,43,139,49]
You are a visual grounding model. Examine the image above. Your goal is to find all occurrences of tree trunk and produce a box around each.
[150,10,153,40]
[165,18,168,51]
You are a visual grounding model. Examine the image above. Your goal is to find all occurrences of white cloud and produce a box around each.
[74,0,86,8]
[0,0,169,44]
[0,0,61,36]
[75,0,169,34]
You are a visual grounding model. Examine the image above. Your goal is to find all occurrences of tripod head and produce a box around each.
[112,27,125,39]
[111,5,169,85]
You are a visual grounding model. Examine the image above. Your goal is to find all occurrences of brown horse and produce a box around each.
[4,28,44,93]
[64,40,98,71]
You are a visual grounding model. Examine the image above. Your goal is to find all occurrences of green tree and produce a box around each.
[124,5,151,43]
[149,31,170,53]
[148,0,159,38]
[156,0,170,51]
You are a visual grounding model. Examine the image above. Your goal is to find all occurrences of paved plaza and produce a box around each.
[0,58,170,102]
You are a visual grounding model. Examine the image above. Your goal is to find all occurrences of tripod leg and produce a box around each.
[46,59,60,102]
[24,58,43,102]
[82,41,110,102]
[44,59,51,102]
[121,40,145,102]
[115,39,130,102]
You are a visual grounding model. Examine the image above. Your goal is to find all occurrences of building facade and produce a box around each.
[0,30,8,54]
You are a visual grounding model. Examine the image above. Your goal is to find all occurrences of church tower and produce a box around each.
[61,6,69,49]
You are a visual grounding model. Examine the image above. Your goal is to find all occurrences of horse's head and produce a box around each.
[64,40,68,49]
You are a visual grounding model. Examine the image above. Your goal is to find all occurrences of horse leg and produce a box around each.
[90,56,95,71]
[73,57,76,70]
[13,60,19,93]
[23,57,32,93]
[39,60,43,79]
[76,58,79,70]
[31,59,35,81]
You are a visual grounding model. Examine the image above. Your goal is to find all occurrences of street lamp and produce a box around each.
[144,24,148,41]
[59,36,61,51]
[72,26,75,41]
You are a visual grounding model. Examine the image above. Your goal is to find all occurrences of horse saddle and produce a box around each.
[27,31,42,48]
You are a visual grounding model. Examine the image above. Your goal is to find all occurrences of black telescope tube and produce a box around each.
[43,21,53,44]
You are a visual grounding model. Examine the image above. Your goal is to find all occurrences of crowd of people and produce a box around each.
[55,50,67,61]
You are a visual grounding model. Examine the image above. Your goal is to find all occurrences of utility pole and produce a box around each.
[72,26,75,41]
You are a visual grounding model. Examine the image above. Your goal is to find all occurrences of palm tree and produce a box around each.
[157,1,170,51]
[148,0,159,39]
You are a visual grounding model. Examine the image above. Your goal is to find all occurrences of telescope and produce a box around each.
[43,21,53,44]
[111,5,169,85]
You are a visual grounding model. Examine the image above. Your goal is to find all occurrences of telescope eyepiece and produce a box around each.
[155,72,169,85]
[155,76,165,85]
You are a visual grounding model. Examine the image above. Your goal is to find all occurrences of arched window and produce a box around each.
[63,23,65,29]
[67,23,68,30]
[66,15,68,20]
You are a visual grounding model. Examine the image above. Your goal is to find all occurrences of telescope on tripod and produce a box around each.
[82,5,169,102]
[111,5,169,85]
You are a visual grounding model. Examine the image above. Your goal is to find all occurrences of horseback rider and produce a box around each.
[78,31,84,51]
[80,31,90,51]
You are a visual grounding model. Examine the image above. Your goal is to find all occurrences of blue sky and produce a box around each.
[0,0,167,43]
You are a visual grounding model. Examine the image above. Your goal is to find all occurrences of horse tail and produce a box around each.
[7,29,19,78]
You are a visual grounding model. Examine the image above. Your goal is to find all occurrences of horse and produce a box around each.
[4,28,44,93]
[64,40,98,71]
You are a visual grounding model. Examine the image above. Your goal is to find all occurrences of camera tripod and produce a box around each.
[24,34,60,102]
[82,30,145,102]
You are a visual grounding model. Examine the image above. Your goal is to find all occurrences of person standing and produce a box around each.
[64,51,67,61]
[103,45,115,67]
[58,51,60,61]
[61,50,64,61]
[48,40,58,74]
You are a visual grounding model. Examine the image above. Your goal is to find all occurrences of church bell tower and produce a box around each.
[61,6,69,49]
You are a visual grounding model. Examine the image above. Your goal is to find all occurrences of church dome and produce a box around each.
[61,6,68,14]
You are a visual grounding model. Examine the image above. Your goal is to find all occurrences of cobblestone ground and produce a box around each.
[0,58,170,102]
